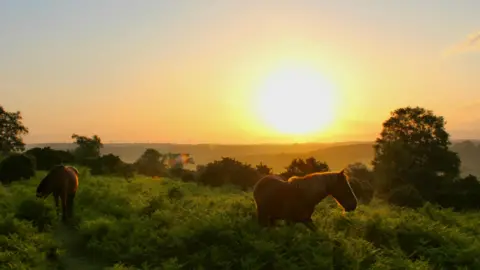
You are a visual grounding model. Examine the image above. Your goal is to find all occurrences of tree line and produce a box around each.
[1,104,479,211]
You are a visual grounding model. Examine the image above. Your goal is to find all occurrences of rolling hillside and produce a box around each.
[27,140,480,176]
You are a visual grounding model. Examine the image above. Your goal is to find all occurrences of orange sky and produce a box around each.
[1,2,480,144]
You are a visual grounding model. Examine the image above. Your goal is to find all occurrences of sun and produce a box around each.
[255,66,337,136]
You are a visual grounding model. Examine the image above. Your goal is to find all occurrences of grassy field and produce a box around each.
[1,169,480,270]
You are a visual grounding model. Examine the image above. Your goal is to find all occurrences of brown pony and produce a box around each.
[253,170,358,230]
[253,175,317,230]
[36,165,79,223]
[288,170,358,215]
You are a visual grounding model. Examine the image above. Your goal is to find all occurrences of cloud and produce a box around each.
[443,31,480,57]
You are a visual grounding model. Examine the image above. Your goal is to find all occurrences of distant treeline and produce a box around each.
[1,104,480,211]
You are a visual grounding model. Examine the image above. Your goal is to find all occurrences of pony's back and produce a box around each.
[287,171,341,205]
[67,166,79,176]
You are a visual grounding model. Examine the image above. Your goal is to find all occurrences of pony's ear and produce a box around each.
[339,169,345,175]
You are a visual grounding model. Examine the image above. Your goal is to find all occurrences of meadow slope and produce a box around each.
[1,169,480,269]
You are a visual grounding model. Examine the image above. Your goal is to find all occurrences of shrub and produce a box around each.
[25,147,74,171]
[255,162,272,176]
[346,163,375,204]
[0,153,36,184]
[176,169,196,182]
[436,174,480,211]
[349,178,374,204]
[134,149,167,177]
[197,157,260,190]
[88,154,124,175]
[15,198,56,232]
[280,157,329,179]
[388,184,425,208]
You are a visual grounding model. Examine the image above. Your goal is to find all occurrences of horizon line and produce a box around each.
[25,138,479,146]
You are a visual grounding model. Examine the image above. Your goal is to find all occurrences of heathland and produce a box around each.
[3,105,480,269]
[2,170,480,270]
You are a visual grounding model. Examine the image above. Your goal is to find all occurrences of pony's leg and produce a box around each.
[256,206,271,227]
[53,193,60,218]
[268,217,277,227]
[67,193,76,219]
[60,193,68,223]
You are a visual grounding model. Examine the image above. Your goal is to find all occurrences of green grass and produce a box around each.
[1,168,480,269]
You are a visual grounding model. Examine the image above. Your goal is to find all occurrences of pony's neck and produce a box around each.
[323,173,338,197]
[307,174,332,206]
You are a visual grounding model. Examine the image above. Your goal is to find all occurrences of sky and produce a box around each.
[1,1,480,144]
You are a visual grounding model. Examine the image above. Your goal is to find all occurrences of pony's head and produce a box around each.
[36,165,63,198]
[327,169,357,212]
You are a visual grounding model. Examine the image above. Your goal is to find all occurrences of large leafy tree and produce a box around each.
[71,134,103,163]
[372,106,461,201]
[134,148,167,177]
[0,106,29,155]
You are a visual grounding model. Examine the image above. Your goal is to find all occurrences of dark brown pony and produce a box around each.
[36,165,79,223]
[253,170,358,231]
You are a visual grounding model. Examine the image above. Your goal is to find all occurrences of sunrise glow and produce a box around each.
[255,65,337,136]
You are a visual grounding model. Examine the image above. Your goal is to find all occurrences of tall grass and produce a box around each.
[1,170,480,269]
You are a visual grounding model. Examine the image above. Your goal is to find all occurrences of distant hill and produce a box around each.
[27,140,480,176]
[235,143,374,173]
[26,142,365,164]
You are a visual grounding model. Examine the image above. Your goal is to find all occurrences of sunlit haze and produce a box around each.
[1,1,480,144]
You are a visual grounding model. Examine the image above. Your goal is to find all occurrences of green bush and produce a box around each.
[25,147,74,171]
[0,153,36,184]
[197,157,259,190]
[15,198,56,232]
[388,184,425,208]
[1,170,480,269]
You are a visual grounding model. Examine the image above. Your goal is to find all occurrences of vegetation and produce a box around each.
[71,134,103,164]
[280,157,329,179]
[2,104,480,268]
[0,153,36,184]
[25,147,75,171]
[0,105,29,155]
[2,172,480,269]
[372,106,480,210]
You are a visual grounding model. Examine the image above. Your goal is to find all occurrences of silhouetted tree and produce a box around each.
[0,106,29,155]
[256,162,272,176]
[120,163,136,181]
[134,148,167,177]
[345,162,374,204]
[372,106,461,205]
[436,174,480,210]
[71,134,103,164]
[197,157,260,190]
[25,147,75,171]
[0,153,36,184]
[280,157,329,179]
[89,154,125,175]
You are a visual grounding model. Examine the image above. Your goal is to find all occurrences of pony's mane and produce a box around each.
[68,166,79,175]
[287,171,344,182]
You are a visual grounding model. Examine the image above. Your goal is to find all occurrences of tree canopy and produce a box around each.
[280,157,329,179]
[71,134,103,163]
[0,106,29,155]
[372,106,461,201]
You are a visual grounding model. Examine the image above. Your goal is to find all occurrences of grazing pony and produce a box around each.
[36,165,79,223]
[253,170,358,230]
